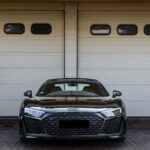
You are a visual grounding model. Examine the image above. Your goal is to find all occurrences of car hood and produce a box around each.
[23,96,123,109]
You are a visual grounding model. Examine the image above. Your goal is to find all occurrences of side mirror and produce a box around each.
[24,90,32,98]
[112,90,122,98]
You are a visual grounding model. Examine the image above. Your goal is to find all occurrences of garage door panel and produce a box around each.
[0,53,63,69]
[79,38,150,54]
[0,100,20,116]
[79,54,150,69]
[124,100,150,116]
[0,83,39,99]
[0,11,64,116]
[0,22,64,37]
[0,12,64,37]
[0,11,63,20]
[79,21,146,37]
[104,84,150,99]
[0,38,63,53]
[79,11,150,21]
[0,69,62,81]
[79,70,150,85]
[79,69,150,77]
[0,69,63,99]
[79,11,150,116]
[78,73,150,99]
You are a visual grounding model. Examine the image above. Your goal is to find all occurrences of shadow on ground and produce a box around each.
[0,127,149,150]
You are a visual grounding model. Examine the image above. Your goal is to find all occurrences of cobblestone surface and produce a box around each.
[0,127,149,150]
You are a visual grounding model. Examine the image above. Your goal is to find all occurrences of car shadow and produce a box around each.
[20,138,126,150]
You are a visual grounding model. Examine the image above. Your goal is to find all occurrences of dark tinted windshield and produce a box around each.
[37,81,109,97]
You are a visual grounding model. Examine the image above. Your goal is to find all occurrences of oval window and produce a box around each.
[31,23,52,35]
[117,24,137,35]
[4,23,25,34]
[91,24,111,35]
[144,24,150,35]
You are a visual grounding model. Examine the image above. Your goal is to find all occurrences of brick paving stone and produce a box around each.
[0,127,150,150]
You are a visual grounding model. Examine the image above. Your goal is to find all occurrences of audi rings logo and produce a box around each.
[67,107,79,112]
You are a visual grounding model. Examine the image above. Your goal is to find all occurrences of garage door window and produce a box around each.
[117,24,137,35]
[144,25,150,35]
[31,23,52,35]
[4,23,25,34]
[90,24,111,35]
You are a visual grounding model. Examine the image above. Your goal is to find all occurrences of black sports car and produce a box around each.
[19,78,126,141]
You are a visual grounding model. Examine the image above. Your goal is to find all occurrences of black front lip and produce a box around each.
[23,133,125,140]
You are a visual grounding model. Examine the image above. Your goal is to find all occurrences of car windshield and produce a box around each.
[37,81,109,97]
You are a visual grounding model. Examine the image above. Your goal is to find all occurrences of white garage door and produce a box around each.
[0,11,64,116]
[78,11,150,117]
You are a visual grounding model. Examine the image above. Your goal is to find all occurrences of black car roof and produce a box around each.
[46,78,100,84]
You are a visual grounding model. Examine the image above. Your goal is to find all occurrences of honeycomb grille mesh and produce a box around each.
[42,113,104,135]
[24,117,45,134]
[102,117,122,134]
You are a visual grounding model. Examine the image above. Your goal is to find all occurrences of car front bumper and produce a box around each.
[20,112,126,140]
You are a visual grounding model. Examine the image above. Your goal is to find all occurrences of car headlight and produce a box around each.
[24,107,45,118]
[101,108,122,117]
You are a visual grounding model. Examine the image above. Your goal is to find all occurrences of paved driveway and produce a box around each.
[0,127,149,150]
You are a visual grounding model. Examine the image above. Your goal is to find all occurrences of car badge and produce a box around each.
[67,107,79,112]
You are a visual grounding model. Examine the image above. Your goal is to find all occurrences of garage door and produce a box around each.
[0,11,64,116]
[78,11,150,117]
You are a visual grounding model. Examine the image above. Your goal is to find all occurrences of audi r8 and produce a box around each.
[19,78,126,141]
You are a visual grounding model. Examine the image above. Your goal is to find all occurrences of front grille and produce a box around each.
[24,117,45,134]
[102,117,122,134]
[42,113,104,135]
